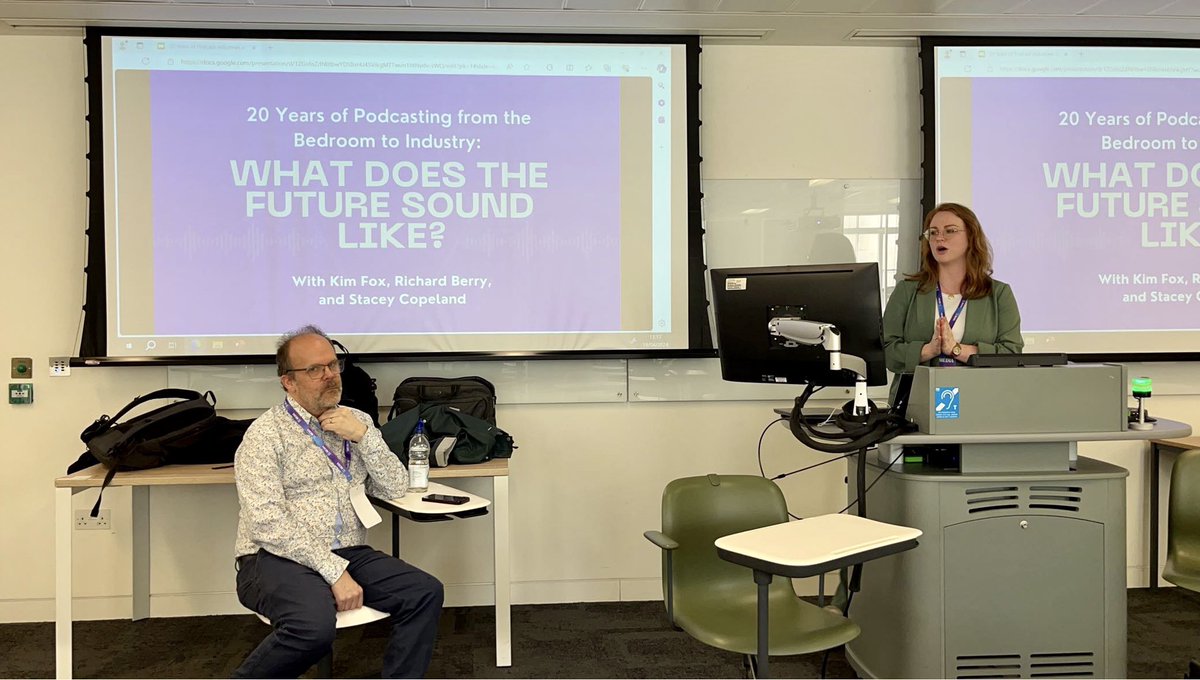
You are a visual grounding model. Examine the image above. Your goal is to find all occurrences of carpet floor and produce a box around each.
[3,587,1198,678]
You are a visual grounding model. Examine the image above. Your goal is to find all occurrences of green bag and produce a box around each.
[381,403,514,467]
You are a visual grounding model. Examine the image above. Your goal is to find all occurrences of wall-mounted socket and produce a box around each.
[75,509,112,531]
[49,357,71,377]
[8,383,33,405]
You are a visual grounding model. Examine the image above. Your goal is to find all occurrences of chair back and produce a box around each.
[661,474,791,600]
[1166,449,1200,590]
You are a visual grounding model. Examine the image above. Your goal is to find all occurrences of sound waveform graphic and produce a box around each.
[453,224,621,259]
[153,223,325,261]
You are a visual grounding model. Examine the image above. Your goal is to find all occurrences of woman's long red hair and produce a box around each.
[905,202,994,299]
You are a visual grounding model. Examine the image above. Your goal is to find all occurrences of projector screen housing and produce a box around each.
[79,27,709,364]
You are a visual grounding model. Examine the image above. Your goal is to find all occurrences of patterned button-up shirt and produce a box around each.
[234,396,408,583]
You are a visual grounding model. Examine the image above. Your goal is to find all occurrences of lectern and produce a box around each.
[844,364,1192,679]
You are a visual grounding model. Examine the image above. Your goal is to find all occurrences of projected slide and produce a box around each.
[149,71,620,334]
[931,44,1200,355]
[97,35,694,357]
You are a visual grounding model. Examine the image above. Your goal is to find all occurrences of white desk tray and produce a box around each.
[373,482,491,520]
[715,514,922,577]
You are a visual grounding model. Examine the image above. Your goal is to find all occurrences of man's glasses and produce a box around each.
[284,359,345,380]
[923,226,964,240]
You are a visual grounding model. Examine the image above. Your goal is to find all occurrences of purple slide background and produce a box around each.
[147,71,623,335]
[971,78,1200,332]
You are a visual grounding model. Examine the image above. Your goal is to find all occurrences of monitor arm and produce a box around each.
[768,317,870,417]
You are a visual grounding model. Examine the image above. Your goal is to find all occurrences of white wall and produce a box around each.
[1,35,1194,624]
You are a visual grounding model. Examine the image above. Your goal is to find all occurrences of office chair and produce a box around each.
[644,474,859,675]
[1164,449,1200,679]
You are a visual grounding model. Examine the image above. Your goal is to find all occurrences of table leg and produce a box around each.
[391,514,400,558]
[1150,443,1161,589]
[754,570,772,679]
[493,475,511,667]
[132,486,150,620]
[55,488,74,680]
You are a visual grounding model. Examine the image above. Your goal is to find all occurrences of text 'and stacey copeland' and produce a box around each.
[229,158,547,249]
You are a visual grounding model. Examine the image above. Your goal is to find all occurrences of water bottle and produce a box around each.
[407,419,430,493]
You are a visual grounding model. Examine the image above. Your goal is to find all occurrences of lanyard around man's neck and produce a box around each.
[283,399,351,481]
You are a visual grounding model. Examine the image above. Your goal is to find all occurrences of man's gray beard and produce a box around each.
[315,385,342,411]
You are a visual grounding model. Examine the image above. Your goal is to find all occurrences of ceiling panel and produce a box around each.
[938,0,1027,13]
[564,0,642,10]
[252,0,336,6]
[1008,0,1102,14]
[1150,1,1200,16]
[714,0,796,12]
[408,0,487,7]
[7,0,1200,44]
[864,0,949,13]
[328,1,413,6]
[787,0,877,12]
[639,0,723,12]
[1082,0,1177,15]
[486,0,564,8]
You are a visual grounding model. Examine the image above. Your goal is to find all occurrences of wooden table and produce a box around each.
[54,459,510,679]
[1148,436,1200,588]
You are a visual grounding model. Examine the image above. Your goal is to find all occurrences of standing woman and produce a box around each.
[882,202,1024,385]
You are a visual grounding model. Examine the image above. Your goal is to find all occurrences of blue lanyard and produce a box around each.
[935,284,967,330]
[283,400,351,481]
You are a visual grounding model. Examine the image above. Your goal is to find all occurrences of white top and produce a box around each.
[378,481,491,515]
[714,513,922,568]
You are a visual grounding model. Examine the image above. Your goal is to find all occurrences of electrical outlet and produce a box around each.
[49,357,71,377]
[75,509,112,531]
[8,383,33,405]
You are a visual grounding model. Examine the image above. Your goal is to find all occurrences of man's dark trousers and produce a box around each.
[233,546,444,678]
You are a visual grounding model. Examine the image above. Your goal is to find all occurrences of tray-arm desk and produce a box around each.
[370,481,491,524]
[714,514,921,679]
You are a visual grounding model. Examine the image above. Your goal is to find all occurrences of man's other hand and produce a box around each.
[319,407,369,443]
[331,570,364,612]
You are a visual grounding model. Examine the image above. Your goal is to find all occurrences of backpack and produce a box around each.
[75,388,251,515]
[332,338,380,426]
[388,376,497,425]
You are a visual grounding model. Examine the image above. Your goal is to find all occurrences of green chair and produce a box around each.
[644,474,859,673]
[1163,449,1200,678]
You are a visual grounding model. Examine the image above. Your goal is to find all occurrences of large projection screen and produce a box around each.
[81,29,706,362]
[922,38,1200,360]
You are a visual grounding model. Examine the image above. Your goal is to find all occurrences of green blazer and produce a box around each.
[882,278,1024,377]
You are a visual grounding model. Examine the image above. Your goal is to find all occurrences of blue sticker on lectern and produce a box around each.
[934,387,960,419]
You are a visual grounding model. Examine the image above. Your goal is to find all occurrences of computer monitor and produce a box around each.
[710,263,886,388]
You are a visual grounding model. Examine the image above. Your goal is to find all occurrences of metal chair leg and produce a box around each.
[316,650,333,678]
[744,653,758,679]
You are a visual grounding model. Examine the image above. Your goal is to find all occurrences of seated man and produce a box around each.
[233,325,443,678]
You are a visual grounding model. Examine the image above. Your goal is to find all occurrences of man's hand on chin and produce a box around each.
[319,408,369,443]
[331,570,363,612]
